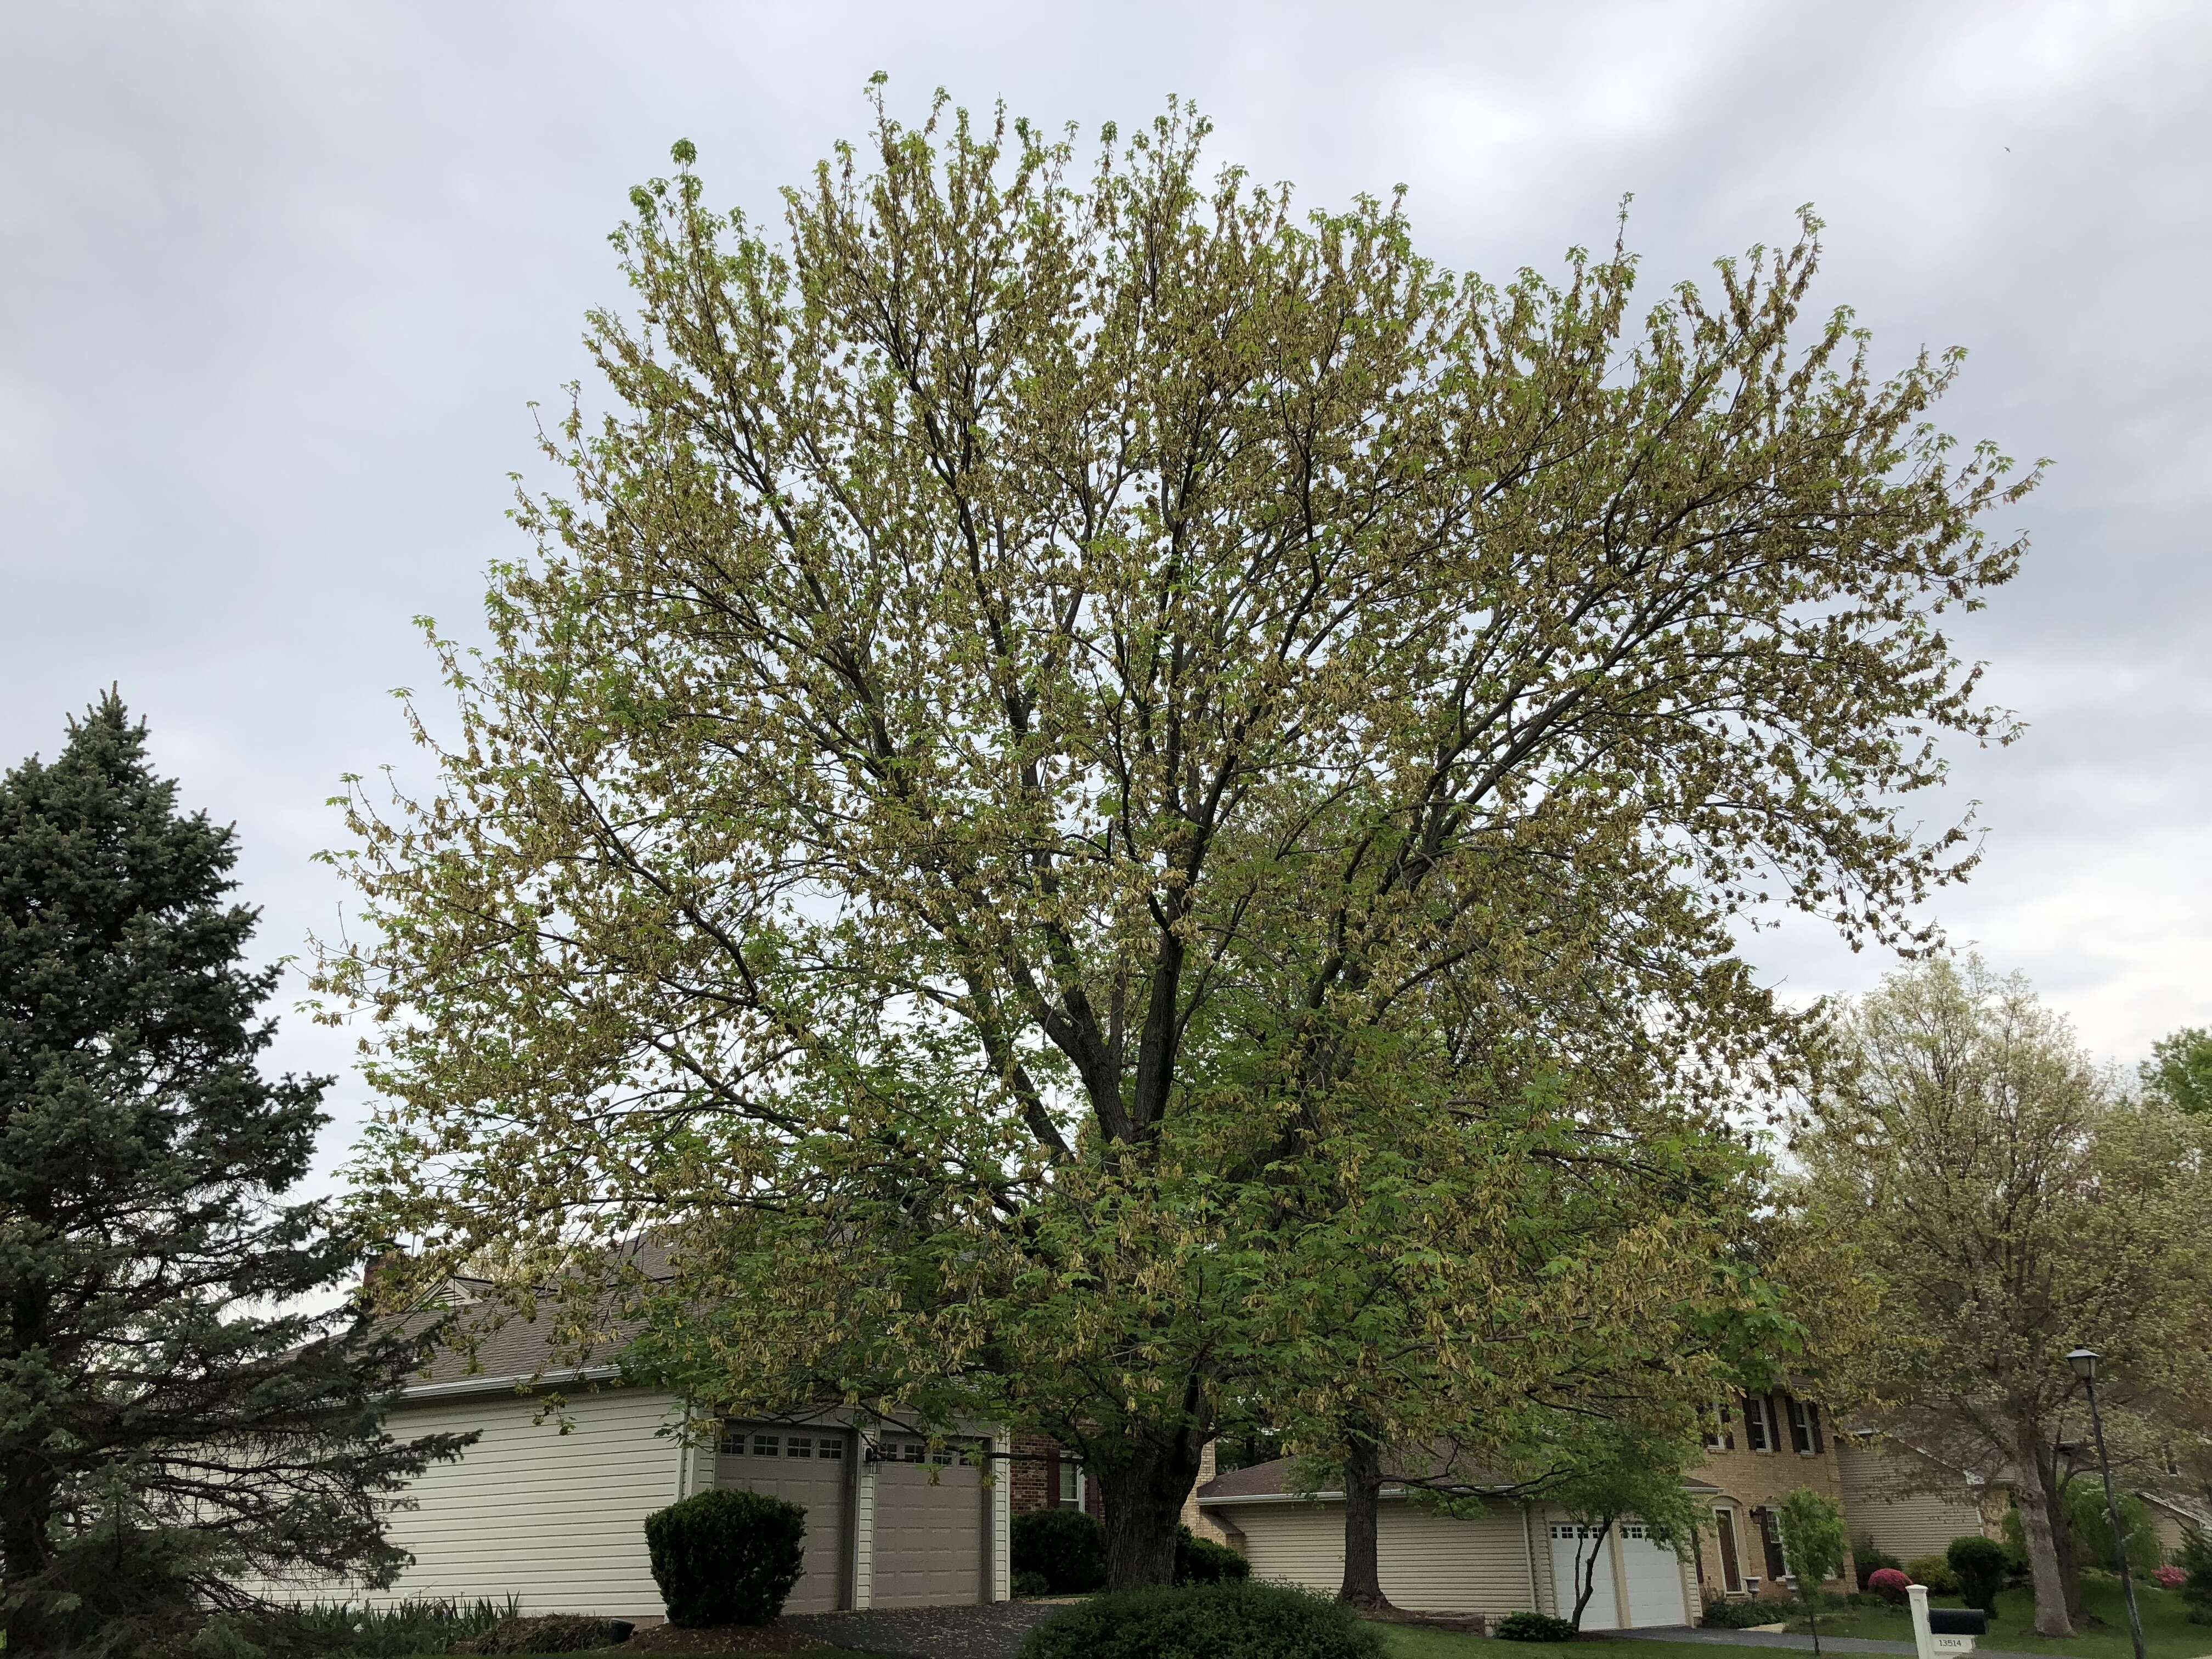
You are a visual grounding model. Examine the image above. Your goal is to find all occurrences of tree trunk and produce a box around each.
[2015,1427,2076,1637]
[2051,1474,2086,1622]
[1571,1517,1616,1630]
[1339,1434,1395,1610]
[1094,1433,1206,1590]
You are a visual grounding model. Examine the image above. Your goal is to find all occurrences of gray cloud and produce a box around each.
[4,0,2206,1185]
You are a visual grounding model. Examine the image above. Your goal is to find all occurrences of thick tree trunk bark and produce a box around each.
[1094,1434,1206,1590]
[1338,1434,1395,1610]
[2052,1475,2086,1622]
[2016,1427,2076,1637]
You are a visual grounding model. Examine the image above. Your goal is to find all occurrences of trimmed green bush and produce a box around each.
[1701,1596,1788,1628]
[456,1613,635,1654]
[1019,1582,1385,1659]
[644,1487,807,1627]
[1012,1506,1109,1593]
[1497,1611,1580,1641]
[1904,1554,1961,1596]
[1176,1524,1253,1584]
[2176,1527,2212,1623]
[1946,1536,2007,1617]
[1013,1569,1054,1598]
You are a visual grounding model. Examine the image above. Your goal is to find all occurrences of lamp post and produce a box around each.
[2067,1348,2146,1659]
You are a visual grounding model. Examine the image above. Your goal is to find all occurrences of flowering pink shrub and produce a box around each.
[1869,1568,1912,1604]
[2154,1565,2187,1591]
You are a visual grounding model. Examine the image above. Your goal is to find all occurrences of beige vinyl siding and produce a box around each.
[1378,1505,1538,1614]
[345,1386,684,1617]
[1835,1440,1985,1560]
[1220,1501,1346,1589]
[1215,1498,1539,1616]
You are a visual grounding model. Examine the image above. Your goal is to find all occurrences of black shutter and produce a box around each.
[1808,1401,1825,1454]
[1756,1508,1789,1579]
[1740,1395,1768,1452]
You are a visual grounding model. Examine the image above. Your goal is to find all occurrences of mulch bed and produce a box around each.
[596,1600,1073,1658]
[621,1623,844,1654]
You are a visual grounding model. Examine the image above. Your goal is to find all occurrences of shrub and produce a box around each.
[644,1488,807,1627]
[456,1614,636,1654]
[1904,1555,1961,1596]
[1176,1523,1252,1584]
[290,1597,523,1656]
[1867,1568,1911,1605]
[1947,1536,2007,1617]
[1497,1611,1580,1641]
[1855,1541,1904,1589]
[1019,1582,1384,1659]
[1700,1596,1787,1628]
[2154,1565,2187,1591]
[2178,1528,2212,1622]
[1012,1507,1108,1594]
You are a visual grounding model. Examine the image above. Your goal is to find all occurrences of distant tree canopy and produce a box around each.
[2140,1026,2212,1115]
[1793,958,2212,1639]
[323,90,2033,1588]
[0,697,470,1655]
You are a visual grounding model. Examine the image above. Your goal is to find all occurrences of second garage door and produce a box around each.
[871,1436,986,1607]
[717,1424,853,1613]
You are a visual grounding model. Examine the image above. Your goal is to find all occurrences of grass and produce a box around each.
[1782,1581,2208,1659]
[1377,1581,2210,1659]
[1379,1634,1728,1659]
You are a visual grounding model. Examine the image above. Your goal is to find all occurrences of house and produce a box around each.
[1836,1429,2211,1565]
[1188,1388,1861,1628]
[279,1273,1034,1619]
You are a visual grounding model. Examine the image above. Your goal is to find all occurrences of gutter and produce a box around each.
[397,1365,626,1401]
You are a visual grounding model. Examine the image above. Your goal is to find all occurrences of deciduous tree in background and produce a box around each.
[1793,958,2212,1638]
[2140,1027,2212,1116]
[0,698,470,1656]
[1780,1488,1848,1654]
[323,87,2033,1588]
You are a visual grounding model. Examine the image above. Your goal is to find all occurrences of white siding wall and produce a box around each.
[351,1386,686,1617]
[1215,1499,1539,1617]
[1835,1441,1987,1560]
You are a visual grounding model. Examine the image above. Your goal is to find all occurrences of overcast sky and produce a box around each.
[4,1,2207,1187]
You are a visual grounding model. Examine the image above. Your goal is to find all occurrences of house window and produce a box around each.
[1714,1509,1745,1594]
[752,1434,780,1458]
[1058,1460,1085,1508]
[786,1436,813,1458]
[1704,1403,1736,1452]
[1741,1395,1774,1453]
[1786,1396,1818,1455]
[819,1436,843,1461]
[1753,1507,1788,1581]
[2164,1443,2182,1477]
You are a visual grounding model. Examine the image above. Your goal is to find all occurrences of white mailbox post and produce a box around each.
[1909,1583,1988,1659]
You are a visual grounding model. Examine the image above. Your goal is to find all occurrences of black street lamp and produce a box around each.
[2067,1347,2147,1659]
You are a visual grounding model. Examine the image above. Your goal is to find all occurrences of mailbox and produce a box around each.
[1909,1584,1987,1659]
[1928,1608,1987,1655]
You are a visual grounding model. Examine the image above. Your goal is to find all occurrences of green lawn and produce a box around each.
[1378,1581,2210,1659]
[1782,1582,2209,1659]
[1380,1634,1724,1659]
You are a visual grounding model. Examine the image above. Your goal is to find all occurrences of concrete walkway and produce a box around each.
[1605,1627,2050,1659]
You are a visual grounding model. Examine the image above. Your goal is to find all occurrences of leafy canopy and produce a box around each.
[321,88,2033,1583]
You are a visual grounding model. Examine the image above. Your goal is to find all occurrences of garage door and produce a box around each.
[1550,1523,1620,1628]
[1617,1522,1689,1626]
[1549,1521,1687,1629]
[717,1424,853,1613]
[871,1436,986,1607]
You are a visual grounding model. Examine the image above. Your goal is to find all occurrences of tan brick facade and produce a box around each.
[1689,1392,1857,1606]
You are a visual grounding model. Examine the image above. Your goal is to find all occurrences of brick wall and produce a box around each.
[1690,1392,1857,1605]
